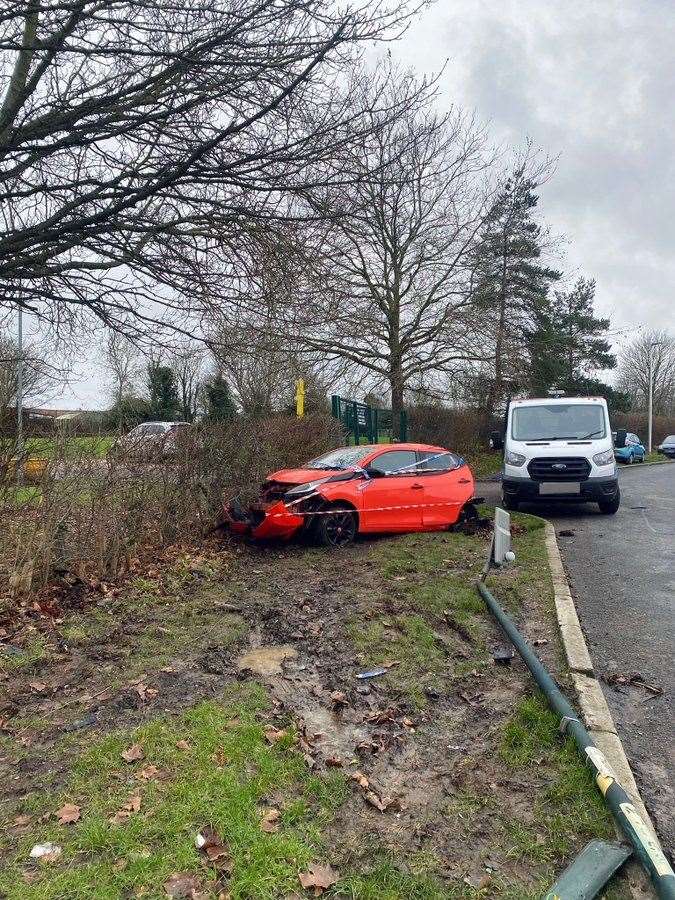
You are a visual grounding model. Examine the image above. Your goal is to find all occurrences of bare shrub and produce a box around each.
[0,414,344,600]
[408,405,492,454]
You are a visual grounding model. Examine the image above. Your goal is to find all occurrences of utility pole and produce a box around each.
[647,345,653,454]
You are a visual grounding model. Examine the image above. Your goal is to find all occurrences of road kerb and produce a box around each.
[544,522,659,899]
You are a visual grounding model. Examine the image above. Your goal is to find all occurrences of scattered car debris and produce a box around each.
[492,646,515,666]
[29,842,62,861]
[558,529,575,537]
[604,670,663,695]
[356,667,388,680]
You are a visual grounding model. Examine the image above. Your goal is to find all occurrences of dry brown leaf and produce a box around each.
[135,683,159,701]
[121,743,144,763]
[329,691,347,708]
[350,772,370,790]
[28,681,47,693]
[196,826,232,872]
[163,872,202,898]
[260,808,281,833]
[362,791,399,813]
[298,862,339,895]
[325,755,342,768]
[138,765,161,781]
[264,726,287,744]
[13,814,32,827]
[175,739,190,751]
[56,803,81,825]
[111,793,142,824]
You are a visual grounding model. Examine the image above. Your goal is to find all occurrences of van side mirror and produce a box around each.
[615,429,627,449]
[489,430,504,451]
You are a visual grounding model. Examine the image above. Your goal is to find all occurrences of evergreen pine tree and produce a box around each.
[472,167,561,419]
[528,277,616,395]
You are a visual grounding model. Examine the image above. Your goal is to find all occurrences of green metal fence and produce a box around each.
[331,395,407,444]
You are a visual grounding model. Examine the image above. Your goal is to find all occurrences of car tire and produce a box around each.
[501,494,519,511]
[315,504,358,548]
[598,491,620,515]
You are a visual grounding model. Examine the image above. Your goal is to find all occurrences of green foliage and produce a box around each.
[204,374,237,422]
[147,362,180,421]
[528,277,616,396]
[471,166,562,414]
[102,393,152,431]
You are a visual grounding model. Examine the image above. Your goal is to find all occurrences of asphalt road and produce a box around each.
[478,463,675,854]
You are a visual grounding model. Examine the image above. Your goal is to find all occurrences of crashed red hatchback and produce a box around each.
[225,442,477,547]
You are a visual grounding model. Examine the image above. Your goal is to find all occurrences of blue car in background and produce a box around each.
[613,431,646,464]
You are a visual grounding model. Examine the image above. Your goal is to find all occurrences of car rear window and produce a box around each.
[418,451,460,471]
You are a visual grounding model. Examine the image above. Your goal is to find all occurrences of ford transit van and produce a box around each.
[491,397,620,514]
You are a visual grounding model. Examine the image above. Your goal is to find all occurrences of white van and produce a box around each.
[491,396,620,514]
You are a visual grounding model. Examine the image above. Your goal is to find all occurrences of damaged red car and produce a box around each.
[225,442,478,547]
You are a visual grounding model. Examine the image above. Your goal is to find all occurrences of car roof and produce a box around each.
[362,442,448,453]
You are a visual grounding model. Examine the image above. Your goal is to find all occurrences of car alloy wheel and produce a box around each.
[319,506,357,548]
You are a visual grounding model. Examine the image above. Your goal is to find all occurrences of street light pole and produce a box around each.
[647,345,653,454]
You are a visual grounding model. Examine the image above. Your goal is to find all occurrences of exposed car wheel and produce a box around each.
[501,493,519,511]
[316,504,358,548]
[598,491,620,514]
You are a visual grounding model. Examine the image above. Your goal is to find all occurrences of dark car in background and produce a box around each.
[657,435,675,458]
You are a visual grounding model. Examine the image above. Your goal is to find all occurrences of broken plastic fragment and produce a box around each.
[30,842,62,861]
[356,667,388,680]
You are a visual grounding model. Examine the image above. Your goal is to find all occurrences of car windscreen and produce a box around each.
[306,446,374,470]
[511,404,606,441]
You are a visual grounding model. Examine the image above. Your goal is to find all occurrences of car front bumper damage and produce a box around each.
[224,498,306,540]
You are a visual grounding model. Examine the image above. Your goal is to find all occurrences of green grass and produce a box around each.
[357,512,550,705]
[1,686,347,900]
[1,436,114,460]
[499,693,615,862]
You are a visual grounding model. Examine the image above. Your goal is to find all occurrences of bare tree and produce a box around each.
[266,70,494,433]
[0,0,420,339]
[0,328,58,412]
[102,331,142,408]
[616,329,675,416]
[169,343,204,422]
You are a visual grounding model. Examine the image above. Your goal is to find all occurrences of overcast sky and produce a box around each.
[57,0,674,408]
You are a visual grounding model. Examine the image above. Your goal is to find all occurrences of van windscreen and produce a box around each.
[511,404,606,441]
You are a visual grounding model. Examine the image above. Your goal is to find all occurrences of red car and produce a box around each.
[225,442,477,547]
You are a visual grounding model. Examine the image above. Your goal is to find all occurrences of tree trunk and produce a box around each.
[390,366,404,440]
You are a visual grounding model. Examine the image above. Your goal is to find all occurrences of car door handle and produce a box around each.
[411,483,424,490]
[458,478,471,484]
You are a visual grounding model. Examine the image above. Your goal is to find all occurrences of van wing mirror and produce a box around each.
[615,429,627,449]
[489,430,504,451]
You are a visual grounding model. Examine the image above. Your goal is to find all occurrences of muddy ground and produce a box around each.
[0,518,629,898]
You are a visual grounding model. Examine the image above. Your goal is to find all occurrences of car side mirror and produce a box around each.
[364,465,386,479]
[615,429,627,449]
[489,430,504,451]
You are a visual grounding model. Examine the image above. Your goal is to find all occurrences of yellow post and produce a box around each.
[295,378,305,417]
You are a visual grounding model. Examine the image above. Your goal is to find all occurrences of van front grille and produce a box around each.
[527,457,591,481]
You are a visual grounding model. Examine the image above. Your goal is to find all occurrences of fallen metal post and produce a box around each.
[476,578,675,899]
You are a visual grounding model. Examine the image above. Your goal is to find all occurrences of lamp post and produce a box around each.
[646,340,663,454]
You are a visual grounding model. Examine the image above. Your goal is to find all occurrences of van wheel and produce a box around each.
[598,491,620,514]
[316,505,357,548]
[501,494,519,511]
